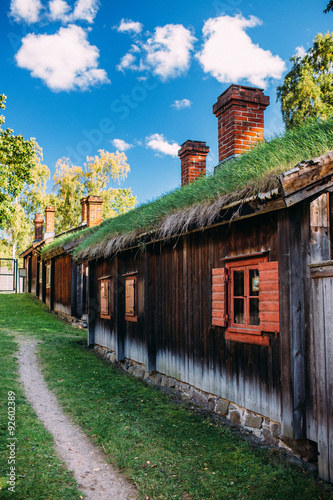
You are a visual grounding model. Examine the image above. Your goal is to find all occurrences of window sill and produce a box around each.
[100,314,111,320]
[125,315,138,323]
[225,330,270,346]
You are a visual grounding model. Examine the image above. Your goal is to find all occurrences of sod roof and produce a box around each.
[42,119,333,262]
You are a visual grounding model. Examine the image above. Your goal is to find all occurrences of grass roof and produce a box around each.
[42,119,333,261]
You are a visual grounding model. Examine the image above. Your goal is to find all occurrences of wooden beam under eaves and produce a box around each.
[278,151,333,207]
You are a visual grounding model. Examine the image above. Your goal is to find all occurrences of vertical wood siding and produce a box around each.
[92,211,282,422]
[311,266,333,483]
[31,254,37,295]
[152,213,281,422]
[54,255,72,315]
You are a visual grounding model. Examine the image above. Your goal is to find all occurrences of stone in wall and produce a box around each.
[242,410,263,429]
[215,398,229,416]
[228,404,242,425]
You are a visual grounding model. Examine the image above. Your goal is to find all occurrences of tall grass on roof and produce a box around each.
[43,119,333,261]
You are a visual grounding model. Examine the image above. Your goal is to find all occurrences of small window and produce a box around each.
[125,275,137,322]
[212,255,279,346]
[46,264,51,288]
[100,277,111,319]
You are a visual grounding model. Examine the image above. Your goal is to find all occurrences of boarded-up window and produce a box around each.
[46,264,51,288]
[100,278,111,319]
[212,255,279,346]
[125,275,137,322]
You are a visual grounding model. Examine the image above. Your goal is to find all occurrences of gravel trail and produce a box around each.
[17,336,138,500]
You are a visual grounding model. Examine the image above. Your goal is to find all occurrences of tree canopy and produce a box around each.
[324,1,333,13]
[53,150,136,233]
[0,93,137,258]
[0,95,36,230]
[277,32,333,129]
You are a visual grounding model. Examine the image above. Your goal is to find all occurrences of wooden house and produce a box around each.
[82,86,333,482]
[20,196,103,318]
[32,85,333,482]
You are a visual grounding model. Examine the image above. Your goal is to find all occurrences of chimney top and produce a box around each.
[44,206,55,239]
[213,85,269,117]
[178,140,209,187]
[86,195,103,228]
[34,213,44,242]
[178,140,209,158]
[213,84,269,163]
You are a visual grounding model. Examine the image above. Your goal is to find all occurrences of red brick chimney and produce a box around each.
[213,85,269,163]
[178,140,209,187]
[80,197,88,225]
[86,196,103,228]
[44,206,55,239]
[34,214,44,242]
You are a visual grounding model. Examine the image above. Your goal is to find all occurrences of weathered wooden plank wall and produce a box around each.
[310,263,333,483]
[90,210,283,423]
[151,213,281,421]
[54,255,72,314]
[30,254,37,295]
[118,251,147,367]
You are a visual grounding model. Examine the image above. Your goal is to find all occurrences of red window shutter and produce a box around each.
[212,267,228,327]
[100,279,110,318]
[125,278,136,316]
[258,261,279,333]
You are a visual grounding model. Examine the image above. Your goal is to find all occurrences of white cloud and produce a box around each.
[10,0,42,24]
[48,0,71,22]
[15,25,109,92]
[112,139,133,152]
[144,24,196,80]
[117,24,196,81]
[171,98,192,110]
[295,46,306,58]
[116,50,147,73]
[146,134,180,157]
[196,14,286,88]
[72,0,99,24]
[11,0,99,24]
[117,18,143,35]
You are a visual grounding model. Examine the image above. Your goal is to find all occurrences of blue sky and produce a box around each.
[1,0,332,205]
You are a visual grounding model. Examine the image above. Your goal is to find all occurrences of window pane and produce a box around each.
[250,298,259,325]
[234,298,244,324]
[249,269,259,296]
[234,271,244,296]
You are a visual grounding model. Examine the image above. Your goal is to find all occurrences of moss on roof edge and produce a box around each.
[41,119,333,261]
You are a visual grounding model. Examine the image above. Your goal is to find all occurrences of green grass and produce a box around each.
[1,294,333,499]
[0,306,83,498]
[41,118,333,260]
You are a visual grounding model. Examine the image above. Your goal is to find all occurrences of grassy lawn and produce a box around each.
[0,294,332,499]
[0,301,83,499]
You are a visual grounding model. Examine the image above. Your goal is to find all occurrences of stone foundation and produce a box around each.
[93,345,286,447]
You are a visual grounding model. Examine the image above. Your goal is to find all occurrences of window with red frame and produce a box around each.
[212,255,279,346]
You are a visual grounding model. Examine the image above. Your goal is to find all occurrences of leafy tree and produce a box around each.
[0,95,36,230]
[52,159,85,232]
[324,1,333,13]
[0,94,137,255]
[0,141,51,259]
[53,149,136,233]
[277,33,333,129]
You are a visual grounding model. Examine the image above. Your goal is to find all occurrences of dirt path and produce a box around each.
[17,336,138,500]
